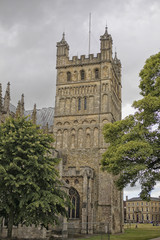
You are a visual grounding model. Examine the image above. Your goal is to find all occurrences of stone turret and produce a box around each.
[3,82,10,114]
[15,94,25,117]
[16,100,21,117]
[100,26,113,61]
[56,33,69,67]
[21,94,25,116]
[32,104,37,124]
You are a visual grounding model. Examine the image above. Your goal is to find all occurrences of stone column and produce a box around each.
[62,217,68,238]
[81,168,94,234]
[88,176,93,234]
[81,170,88,234]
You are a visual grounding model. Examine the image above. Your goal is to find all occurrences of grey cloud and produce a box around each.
[0,0,160,111]
[0,0,160,198]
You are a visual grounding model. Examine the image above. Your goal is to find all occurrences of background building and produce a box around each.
[125,196,160,223]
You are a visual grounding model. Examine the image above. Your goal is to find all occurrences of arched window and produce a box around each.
[95,68,99,79]
[68,187,80,219]
[78,98,81,111]
[67,71,71,81]
[80,70,85,80]
[84,97,87,110]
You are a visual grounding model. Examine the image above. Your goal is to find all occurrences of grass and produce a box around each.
[79,224,160,240]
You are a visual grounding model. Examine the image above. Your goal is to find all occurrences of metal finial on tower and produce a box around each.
[88,13,91,55]
[62,32,65,41]
[105,22,108,34]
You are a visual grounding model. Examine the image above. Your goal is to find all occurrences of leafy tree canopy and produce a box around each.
[0,117,69,238]
[102,52,160,200]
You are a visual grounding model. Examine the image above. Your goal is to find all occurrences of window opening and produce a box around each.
[67,71,71,82]
[80,70,85,80]
[78,98,81,110]
[84,97,87,110]
[95,68,99,79]
[68,187,80,219]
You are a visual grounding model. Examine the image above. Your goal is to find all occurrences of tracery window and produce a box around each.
[80,70,85,80]
[95,68,99,79]
[67,71,71,82]
[78,98,81,110]
[68,187,80,219]
[84,97,87,110]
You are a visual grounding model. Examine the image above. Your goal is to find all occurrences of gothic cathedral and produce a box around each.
[53,27,123,234]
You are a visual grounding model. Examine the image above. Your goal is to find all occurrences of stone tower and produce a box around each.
[53,27,123,234]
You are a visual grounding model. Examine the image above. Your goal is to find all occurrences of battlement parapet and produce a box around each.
[57,53,102,68]
[70,53,101,64]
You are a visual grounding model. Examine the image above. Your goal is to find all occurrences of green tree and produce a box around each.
[102,52,160,200]
[0,117,69,238]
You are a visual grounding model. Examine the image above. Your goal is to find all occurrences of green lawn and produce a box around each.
[80,224,160,240]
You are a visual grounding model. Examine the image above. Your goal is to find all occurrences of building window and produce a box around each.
[78,98,81,110]
[68,187,80,219]
[80,70,85,80]
[84,97,87,110]
[95,68,99,79]
[67,71,71,81]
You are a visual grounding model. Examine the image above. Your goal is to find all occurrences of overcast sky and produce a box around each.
[0,0,160,199]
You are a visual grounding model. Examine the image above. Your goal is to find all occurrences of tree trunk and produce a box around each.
[7,211,14,239]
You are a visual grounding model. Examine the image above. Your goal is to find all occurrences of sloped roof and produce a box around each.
[9,102,16,113]
[25,107,54,128]
[127,197,160,202]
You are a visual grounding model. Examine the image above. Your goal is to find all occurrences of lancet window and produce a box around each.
[84,97,87,110]
[68,187,80,219]
[95,68,99,79]
[78,98,81,110]
[67,71,71,82]
[80,70,85,80]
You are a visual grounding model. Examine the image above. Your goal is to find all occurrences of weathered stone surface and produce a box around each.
[0,27,123,239]
[53,28,123,235]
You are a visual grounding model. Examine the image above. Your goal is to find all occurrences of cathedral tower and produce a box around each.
[53,28,123,234]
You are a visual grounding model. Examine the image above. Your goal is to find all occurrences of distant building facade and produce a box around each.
[125,197,160,223]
